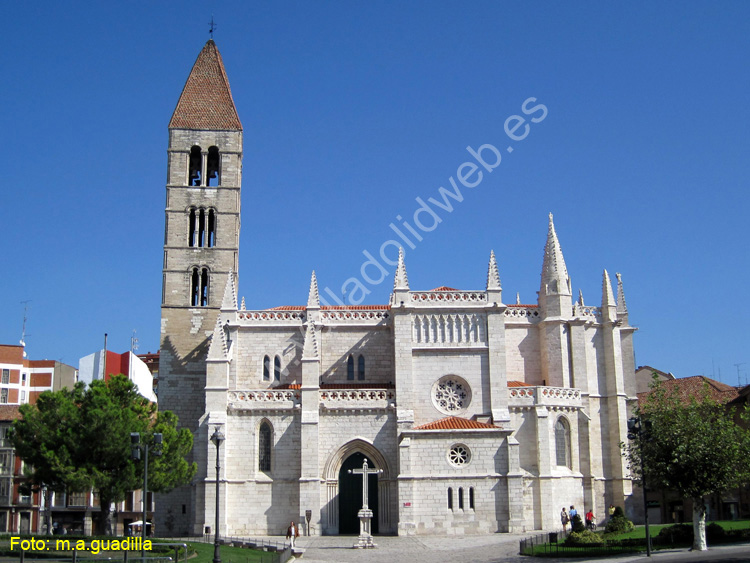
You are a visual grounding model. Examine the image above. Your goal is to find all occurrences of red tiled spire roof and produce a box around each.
[169,40,242,131]
[413,416,498,430]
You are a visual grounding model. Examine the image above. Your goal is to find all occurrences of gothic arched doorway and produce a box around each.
[338,452,379,535]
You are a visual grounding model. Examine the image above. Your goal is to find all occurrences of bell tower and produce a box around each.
[158,39,242,535]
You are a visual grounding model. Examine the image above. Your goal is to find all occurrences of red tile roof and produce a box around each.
[169,40,242,131]
[413,416,498,430]
[508,380,532,387]
[637,375,740,407]
[0,406,22,421]
[506,304,539,308]
[430,286,458,291]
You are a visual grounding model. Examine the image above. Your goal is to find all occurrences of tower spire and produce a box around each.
[169,40,242,130]
[616,272,629,323]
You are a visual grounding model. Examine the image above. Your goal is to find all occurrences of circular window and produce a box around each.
[431,375,471,415]
[448,443,471,467]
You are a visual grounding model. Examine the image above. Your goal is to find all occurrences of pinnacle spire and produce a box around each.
[302,322,318,359]
[540,213,571,295]
[393,248,409,291]
[578,289,585,307]
[169,40,242,130]
[616,273,628,315]
[602,270,616,308]
[240,296,246,310]
[221,270,238,311]
[207,317,228,360]
[486,250,501,291]
[516,292,521,305]
[307,271,320,308]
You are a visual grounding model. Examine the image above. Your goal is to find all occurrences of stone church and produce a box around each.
[157,40,637,537]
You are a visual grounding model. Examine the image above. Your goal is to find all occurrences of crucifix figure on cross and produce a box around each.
[348,458,382,510]
[348,458,383,548]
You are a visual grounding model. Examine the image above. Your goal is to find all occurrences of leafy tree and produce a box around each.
[623,380,750,551]
[11,376,196,535]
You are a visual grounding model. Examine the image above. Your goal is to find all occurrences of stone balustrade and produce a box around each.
[228,390,300,409]
[508,386,582,409]
[320,388,395,410]
[409,291,488,306]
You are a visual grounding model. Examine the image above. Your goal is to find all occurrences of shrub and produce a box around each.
[605,515,635,534]
[564,529,605,546]
[656,523,693,544]
[706,522,725,541]
[571,514,585,533]
[613,506,625,518]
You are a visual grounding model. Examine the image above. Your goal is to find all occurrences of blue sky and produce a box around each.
[2,2,748,384]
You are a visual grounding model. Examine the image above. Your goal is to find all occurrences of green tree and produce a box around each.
[11,376,196,535]
[623,380,750,551]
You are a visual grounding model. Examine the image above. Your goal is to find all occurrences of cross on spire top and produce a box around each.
[208,15,217,39]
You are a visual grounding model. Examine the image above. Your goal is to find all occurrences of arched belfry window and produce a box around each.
[347,355,354,380]
[274,356,281,381]
[188,208,216,248]
[207,146,220,186]
[555,417,571,468]
[190,267,209,306]
[258,421,272,472]
[263,356,270,381]
[189,146,202,186]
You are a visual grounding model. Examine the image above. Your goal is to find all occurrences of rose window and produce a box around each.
[448,444,471,467]
[431,376,471,415]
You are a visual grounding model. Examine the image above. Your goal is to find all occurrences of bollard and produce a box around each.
[20,551,25,563]
[124,548,129,563]
[73,547,78,563]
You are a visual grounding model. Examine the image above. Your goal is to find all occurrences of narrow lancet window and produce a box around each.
[207,146,220,186]
[263,356,270,381]
[469,487,475,509]
[555,417,571,468]
[189,146,202,186]
[347,355,354,380]
[458,487,464,510]
[200,268,209,306]
[447,487,453,510]
[207,209,216,247]
[188,208,197,246]
[259,421,272,472]
[274,356,281,381]
[198,208,206,247]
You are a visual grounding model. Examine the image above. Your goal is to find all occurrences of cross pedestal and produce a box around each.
[348,459,382,549]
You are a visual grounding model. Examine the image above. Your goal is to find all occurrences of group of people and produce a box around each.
[560,505,600,533]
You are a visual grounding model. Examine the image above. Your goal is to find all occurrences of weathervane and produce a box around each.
[209,15,217,39]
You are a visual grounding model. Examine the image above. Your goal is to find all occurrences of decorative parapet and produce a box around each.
[573,304,601,320]
[236,310,306,326]
[320,388,395,410]
[504,305,541,324]
[412,313,487,346]
[320,309,390,325]
[228,390,300,410]
[508,386,582,410]
[409,291,488,307]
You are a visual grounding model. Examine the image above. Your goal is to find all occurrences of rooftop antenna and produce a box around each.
[734,362,746,387]
[131,330,139,354]
[20,300,31,358]
[208,15,217,39]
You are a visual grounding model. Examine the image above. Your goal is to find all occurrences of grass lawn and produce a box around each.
[182,541,283,563]
[605,519,750,541]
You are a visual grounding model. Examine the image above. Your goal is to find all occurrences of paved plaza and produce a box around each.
[280,533,750,563]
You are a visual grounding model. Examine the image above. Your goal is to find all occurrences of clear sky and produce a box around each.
[2,2,748,385]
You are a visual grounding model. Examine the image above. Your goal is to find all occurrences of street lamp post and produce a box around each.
[131,432,162,561]
[627,417,652,557]
[210,428,225,563]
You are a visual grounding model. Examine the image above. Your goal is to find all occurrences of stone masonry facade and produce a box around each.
[156,40,638,538]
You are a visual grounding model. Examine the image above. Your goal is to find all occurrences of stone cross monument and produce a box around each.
[348,459,382,548]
